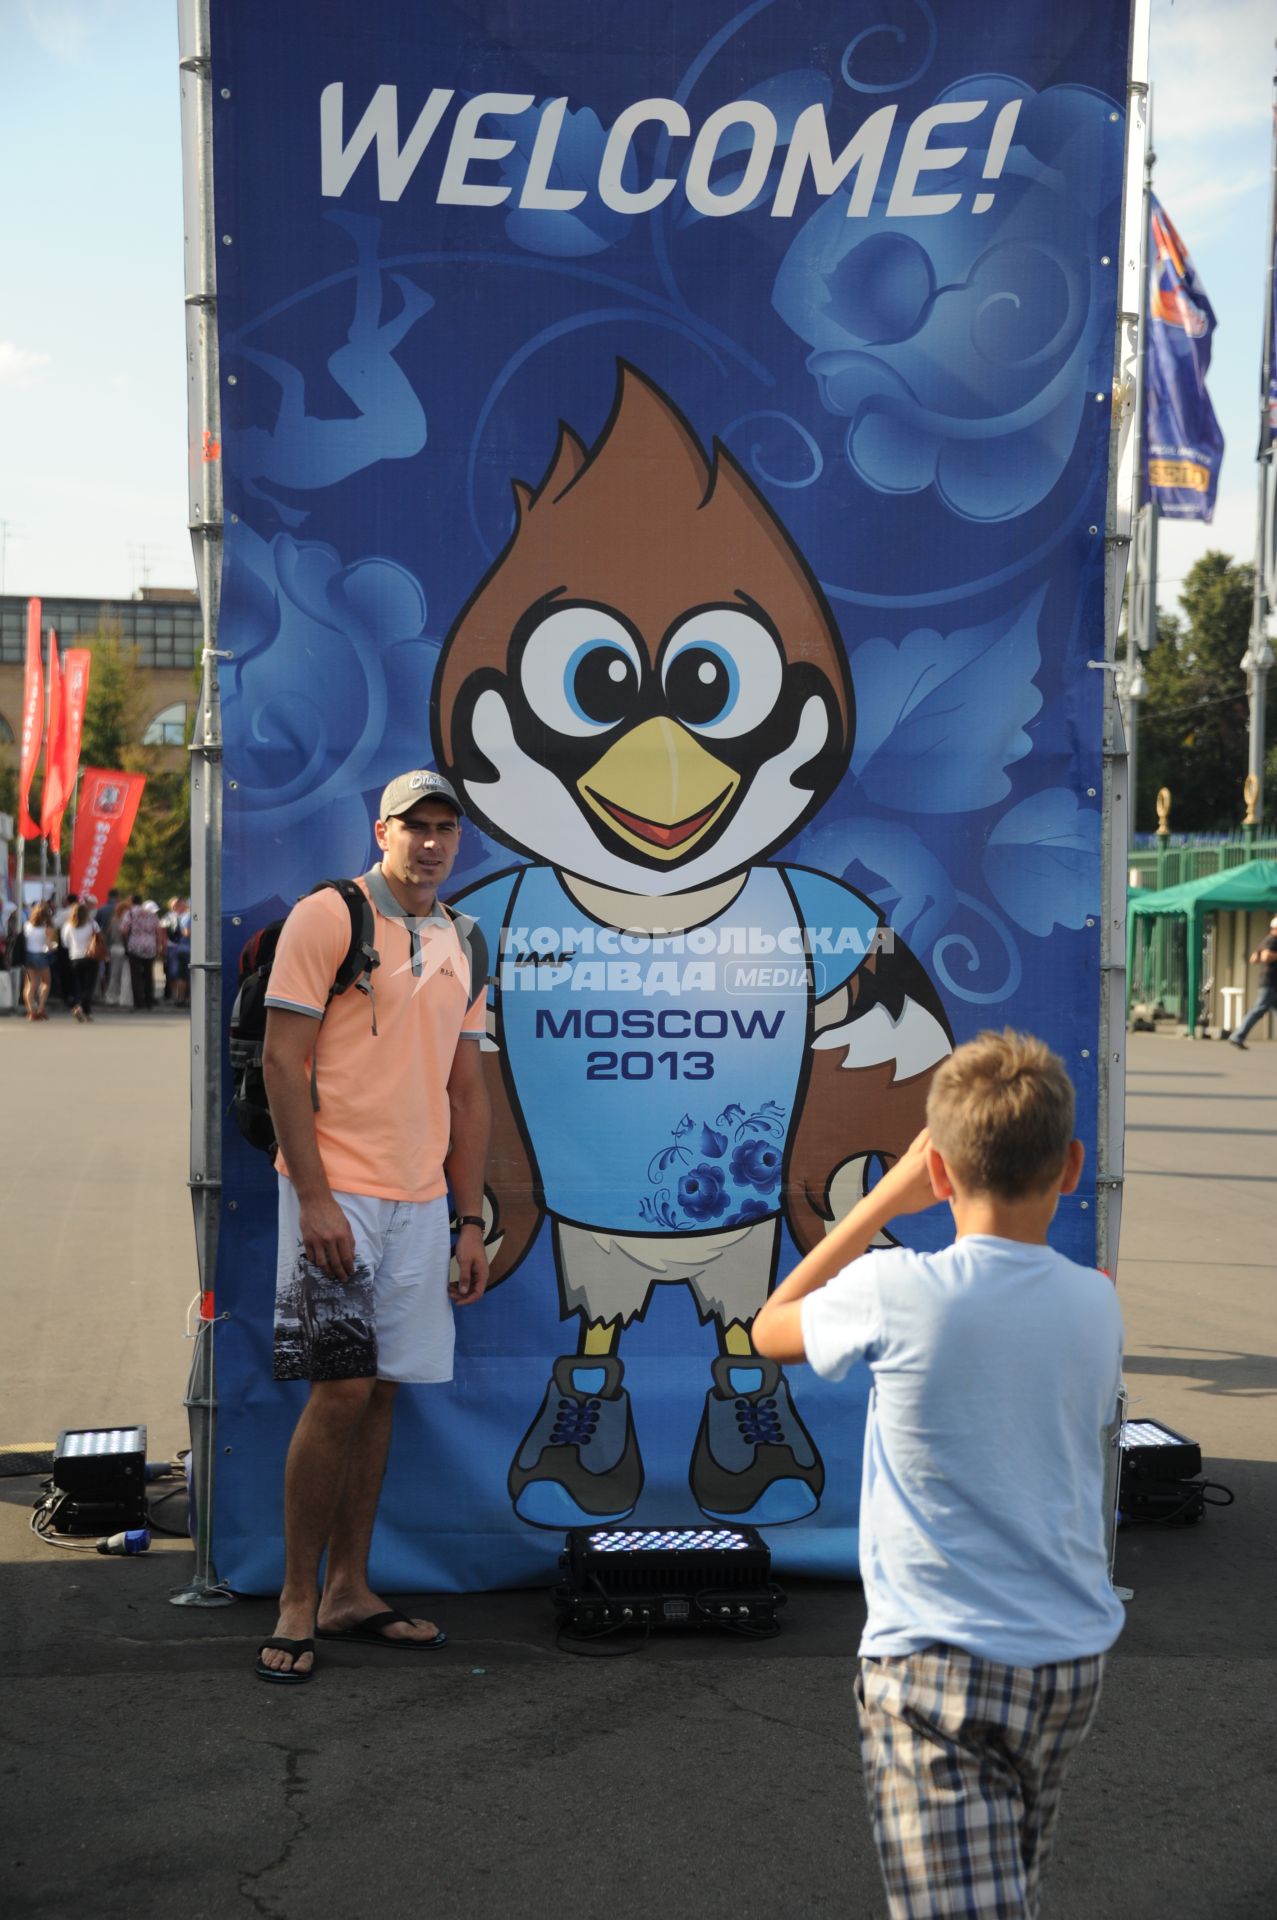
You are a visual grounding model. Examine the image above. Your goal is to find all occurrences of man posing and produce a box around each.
[257,770,490,1683]
[754,1031,1124,1919]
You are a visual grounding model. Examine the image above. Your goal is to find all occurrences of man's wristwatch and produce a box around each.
[454,1214,485,1231]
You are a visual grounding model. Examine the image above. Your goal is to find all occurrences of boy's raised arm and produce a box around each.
[753,1130,937,1362]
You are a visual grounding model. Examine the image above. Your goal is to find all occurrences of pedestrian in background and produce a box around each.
[1,901,21,1013]
[162,897,191,1006]
[61,902,100,1023]
[21,903,55,1021]
[1229,915,1277,1049]
[104,901,132,1008]
[52,891,79,1008]
[120,894,161,1010]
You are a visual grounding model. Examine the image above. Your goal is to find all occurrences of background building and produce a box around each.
[0,588,200,775]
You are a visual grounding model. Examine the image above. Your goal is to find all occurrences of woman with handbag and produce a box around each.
[61,901,102,1023]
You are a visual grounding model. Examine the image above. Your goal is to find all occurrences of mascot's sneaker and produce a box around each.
[508,1354,643,1528]
[690,1356,823,1525]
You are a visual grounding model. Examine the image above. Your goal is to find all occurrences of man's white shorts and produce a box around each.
[272,1176,454,1386]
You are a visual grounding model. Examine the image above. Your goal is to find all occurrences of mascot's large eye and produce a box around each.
[518,606,642,737]
[661,609,783,738]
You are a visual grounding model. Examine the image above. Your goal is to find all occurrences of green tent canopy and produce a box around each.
[1128,859,1277,1035]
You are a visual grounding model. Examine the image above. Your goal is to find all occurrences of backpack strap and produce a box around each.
[323,878,380,1004]
[302,879,382,1110]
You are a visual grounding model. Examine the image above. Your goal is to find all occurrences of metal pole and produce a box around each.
[171,0,231,1609]
[1098,0,1151,1604]
[1241,477,1272,845]
[1242,53,1277,841]
[1120,80,1156,842]
[1099,0,1151,1292]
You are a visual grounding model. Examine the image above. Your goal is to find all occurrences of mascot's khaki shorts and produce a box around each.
[272,1176,453,1385]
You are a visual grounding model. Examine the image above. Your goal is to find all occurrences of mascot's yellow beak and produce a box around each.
[578,716,739,861]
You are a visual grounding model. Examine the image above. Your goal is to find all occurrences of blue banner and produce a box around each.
[1146,196,1224,520]
[205,0,1132,1593]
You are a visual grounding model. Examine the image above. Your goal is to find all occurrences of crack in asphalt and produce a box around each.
[236,1742,319,1920]
[671,1662,860,1757]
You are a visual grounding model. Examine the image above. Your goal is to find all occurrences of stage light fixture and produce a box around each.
[1118,1416,1206,1525]
[51,1427,149,1534]
[555,1523,785,1635]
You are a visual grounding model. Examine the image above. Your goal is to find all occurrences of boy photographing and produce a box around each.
[754,1031,1123,1920]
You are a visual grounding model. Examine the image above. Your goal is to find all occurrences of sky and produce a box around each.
[0,0,1273,613]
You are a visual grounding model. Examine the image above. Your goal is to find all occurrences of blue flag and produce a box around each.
[1146,197,1224,519]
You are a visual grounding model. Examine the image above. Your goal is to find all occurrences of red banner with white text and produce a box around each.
[17,598,44,840]
[40,635,63,845]
[69,768,147,901]
[41,646,92,851]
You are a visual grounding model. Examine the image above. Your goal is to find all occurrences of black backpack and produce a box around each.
[229,879,379,1154]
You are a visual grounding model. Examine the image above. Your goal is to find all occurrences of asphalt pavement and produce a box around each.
[1,1010,1273,1920]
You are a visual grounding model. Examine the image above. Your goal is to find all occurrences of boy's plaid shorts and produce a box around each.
[856,1643,1106,1920]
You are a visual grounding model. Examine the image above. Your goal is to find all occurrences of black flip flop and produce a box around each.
[255,1635,316,1683]
[317,1608,447,1650]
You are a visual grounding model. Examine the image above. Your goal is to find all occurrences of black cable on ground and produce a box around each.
[146,1487,190,1537]
[1119,1476,1235,1527]
[29,1492,102,1550]
[555,1618,654,1658]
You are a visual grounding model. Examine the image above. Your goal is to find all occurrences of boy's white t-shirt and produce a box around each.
[801,1235,1126,1667]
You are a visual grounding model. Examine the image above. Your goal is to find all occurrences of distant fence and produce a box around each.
[1129,916,1187,1018]
[1128,838,1277,893]
[1128,836,1277,1027]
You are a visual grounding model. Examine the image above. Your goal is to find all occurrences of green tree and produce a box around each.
[119,762,192,900]
[1135,551,1276,832]
[80,623,147,770]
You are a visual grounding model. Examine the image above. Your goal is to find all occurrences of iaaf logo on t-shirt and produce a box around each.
[387,931,465,994]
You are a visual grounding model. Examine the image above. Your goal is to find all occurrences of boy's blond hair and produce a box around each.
[926,1030,1075,1199]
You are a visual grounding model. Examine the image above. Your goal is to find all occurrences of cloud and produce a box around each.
[19,0,120,63]
[1158,168,1269,223]
[0,342,51,382]
[1151,0,1276,138]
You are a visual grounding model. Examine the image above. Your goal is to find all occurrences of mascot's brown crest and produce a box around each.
[434,364,852,773]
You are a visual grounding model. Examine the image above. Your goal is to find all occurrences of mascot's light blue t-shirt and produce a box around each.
[458,863,878,1232]
[802,1236,1126,1667]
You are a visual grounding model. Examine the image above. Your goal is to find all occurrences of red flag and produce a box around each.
[17,598,44,840]
[40,634,63,844]
[42,647,92,852]
[70,769,147,901]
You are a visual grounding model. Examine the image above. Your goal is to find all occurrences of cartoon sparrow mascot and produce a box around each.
[435,364,950,1528]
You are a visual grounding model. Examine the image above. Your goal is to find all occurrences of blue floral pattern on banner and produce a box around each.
[641,1104,788,1229]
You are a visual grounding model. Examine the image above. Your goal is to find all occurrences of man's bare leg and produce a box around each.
[317,1379,443,1644]
[260,1376,375,1675]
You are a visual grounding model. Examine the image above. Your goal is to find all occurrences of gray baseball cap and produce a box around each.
[378,769,464,820]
